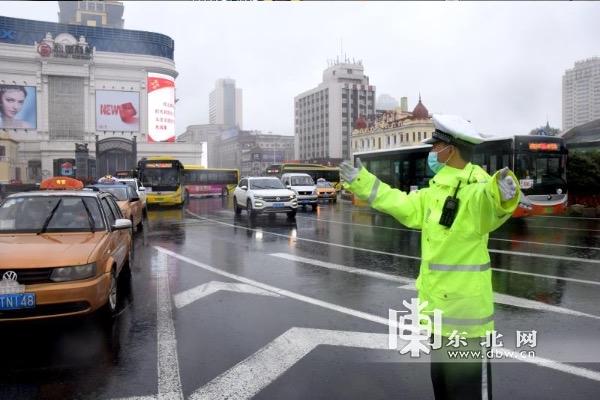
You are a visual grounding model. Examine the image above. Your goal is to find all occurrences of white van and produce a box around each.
[281,173,318,211]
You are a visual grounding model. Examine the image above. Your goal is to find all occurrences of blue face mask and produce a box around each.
[427,145,450,174]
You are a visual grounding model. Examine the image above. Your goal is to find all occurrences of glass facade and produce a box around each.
[0,16,174,60]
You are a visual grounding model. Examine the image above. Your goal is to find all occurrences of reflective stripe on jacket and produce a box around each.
[346,163,520,338]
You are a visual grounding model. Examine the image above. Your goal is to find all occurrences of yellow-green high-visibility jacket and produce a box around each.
[346,163,520,338]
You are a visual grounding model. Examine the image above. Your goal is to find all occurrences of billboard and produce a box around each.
[0,85,37,129]
[95,90,140,131]
[147,72,175,142]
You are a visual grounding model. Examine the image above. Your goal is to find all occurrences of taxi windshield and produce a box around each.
[0,196,105,233]
[94,186,129,201]
[317,181,332,188]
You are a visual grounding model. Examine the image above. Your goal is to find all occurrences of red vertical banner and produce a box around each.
[147,72,176,142]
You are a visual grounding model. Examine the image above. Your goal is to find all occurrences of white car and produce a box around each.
[233,177,298,219]
[116,178,147,211]
[280,173,318,211]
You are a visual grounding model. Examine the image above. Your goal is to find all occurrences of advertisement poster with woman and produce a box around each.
[0,85,37,129]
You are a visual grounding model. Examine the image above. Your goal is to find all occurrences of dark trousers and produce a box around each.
[430,338,492,400]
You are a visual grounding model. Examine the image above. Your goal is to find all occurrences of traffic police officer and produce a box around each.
[340,114,520,400]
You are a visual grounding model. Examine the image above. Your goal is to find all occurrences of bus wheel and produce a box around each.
[184,190,190,204]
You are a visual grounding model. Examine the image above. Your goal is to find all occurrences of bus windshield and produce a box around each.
[516,153,566,186]
[140,167,180,191]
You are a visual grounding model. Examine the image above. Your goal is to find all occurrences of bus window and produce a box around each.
[489,155,497,174]
[502,154,510,169]
[472,154,484,167]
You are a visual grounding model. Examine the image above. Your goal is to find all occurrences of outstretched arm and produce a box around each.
[341,160,425,229]
[468,167,520,235]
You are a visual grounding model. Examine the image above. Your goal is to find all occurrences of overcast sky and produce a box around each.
[4,1,600,136]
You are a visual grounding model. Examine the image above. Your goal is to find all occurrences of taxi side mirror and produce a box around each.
[286,185,292,189]
[138,187,146,192]
[112,218,132,231]
[241,186,248,191]
[130,196,140,202]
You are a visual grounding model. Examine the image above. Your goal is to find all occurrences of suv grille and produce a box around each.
[298,191,313,196]
[0,268,53,284]
[263,196,292,202]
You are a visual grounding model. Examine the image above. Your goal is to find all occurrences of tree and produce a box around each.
[529,122,561,136]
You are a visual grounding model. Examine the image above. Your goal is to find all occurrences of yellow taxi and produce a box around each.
[316,178,337,203]
[0,177,133,322]
[92,176,144,232]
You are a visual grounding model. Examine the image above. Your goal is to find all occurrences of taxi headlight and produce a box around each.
[254,195,263,200]
[290,194,297,199]
[50,263,96,282]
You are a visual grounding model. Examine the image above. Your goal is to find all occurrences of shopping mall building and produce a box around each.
[0,14,203,184]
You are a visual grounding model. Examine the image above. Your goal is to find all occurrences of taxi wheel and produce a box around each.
[311,204,318,212]
[100,269,119,321]
[137,217,143,232]
[287,210,296,219]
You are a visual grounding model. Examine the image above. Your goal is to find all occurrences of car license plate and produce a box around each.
[273,202,284,208]
[544,207,554,214]
[0,293,35,310]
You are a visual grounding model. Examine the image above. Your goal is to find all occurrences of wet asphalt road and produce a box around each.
[1,196,600,400]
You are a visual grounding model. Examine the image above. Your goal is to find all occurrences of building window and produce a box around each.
[0,146,5,157]
[412,132,415,142]
[418,132,421,141]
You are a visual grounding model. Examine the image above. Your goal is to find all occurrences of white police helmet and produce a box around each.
[423,114,486,145]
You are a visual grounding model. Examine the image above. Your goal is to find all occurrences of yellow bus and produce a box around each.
[265,163,341,191]
[182,165,239,200]
[137,156,185,207]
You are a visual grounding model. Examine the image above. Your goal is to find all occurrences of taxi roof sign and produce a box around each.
[40,176,84,190]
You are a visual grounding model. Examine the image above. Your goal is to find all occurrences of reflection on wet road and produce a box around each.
[2,197,600,399]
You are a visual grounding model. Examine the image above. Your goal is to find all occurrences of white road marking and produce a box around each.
[296,215,600,252]
[188,211,600,283]
[156,247,600,390]
[332,207,600,233]
[489,248,600,264]
[155,246,390,326]
[173,281,282,309]
[270,253,600,320]
[495,348,600,382]
[186,210,420,260]
[155,252,184,400]
[110,397,156,400]
[490,267,600,286]
[528,215,600,221]
[270,252,414,284]
[190,327,393,400]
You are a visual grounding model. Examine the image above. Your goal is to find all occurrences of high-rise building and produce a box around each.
[58,1,124,28]
[294,59,376,161]
[209,79,243,129]
[376,94,399,111]
[562,57,600,131]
